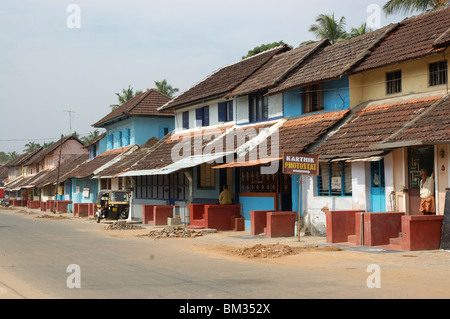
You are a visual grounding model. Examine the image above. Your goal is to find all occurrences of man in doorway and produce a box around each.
[419,169,435,215]
[219,184,233,205]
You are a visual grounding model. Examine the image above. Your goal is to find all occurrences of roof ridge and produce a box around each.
[158,45,289,111]
[125,89,154,114]
[399,5,450,24]
[126,88,171,114]
[344,23,400,74]
[272,39,329,87]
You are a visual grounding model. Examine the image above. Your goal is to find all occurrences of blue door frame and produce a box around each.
[370,159,386,212]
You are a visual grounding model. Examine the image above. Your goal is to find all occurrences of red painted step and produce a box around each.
[187,225,205,229]
[188,218,205,229]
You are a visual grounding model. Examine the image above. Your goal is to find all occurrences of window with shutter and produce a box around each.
[182,111,189,129]
[249,92,269,123]
[218,101,233,122]
[195,106,209,127]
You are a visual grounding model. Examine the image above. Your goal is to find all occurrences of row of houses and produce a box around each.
[2,7,450,237]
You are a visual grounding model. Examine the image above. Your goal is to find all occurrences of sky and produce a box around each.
[0,0,408,154]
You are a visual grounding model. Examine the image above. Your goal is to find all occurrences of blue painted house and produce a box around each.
[93,89,175,150]
[115,29,391,233]
[118,47,290,223]
[257,27,395,235]
[66,89,174,211]
[213,28,393,234]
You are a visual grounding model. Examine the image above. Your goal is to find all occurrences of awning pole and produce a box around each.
[298,175,302,242]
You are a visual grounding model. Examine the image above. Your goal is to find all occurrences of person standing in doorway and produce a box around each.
[419,169,435,215]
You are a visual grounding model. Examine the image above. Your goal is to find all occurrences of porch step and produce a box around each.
[389,236,403,246]
[374,235,404,251]
[189,219,205,229]
[347,234,357,244]
[187,225,205,230]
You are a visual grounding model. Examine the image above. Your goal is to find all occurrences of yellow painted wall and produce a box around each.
[350,49,449,107]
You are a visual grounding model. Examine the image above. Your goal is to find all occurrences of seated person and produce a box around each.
[219,184,233,205]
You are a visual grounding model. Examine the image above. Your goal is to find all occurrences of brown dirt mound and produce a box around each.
[35,214,70,220]
[104,220,144,230]
[138,226,203,239]
[16,210,36,215]
[232,243,342,259]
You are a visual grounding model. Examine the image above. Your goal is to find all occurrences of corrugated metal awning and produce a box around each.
[212,157,281,169]
[119,152,233,177]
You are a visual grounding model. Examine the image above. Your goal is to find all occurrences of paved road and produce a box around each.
[0,210,332,299]
[1,208,450,301]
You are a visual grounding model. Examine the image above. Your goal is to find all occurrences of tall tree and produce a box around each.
[348,23,373,38]
[309,13,348,44]
[42,141,55,148]
[7,151,19,161]
[70,131,80,139]
[154,79,179,97]
[110,85,143,110]
[242,41,291,59]
[23,141,41,153]
[0,152,9,162]
[81,130,101,145]
[383,0,449,15]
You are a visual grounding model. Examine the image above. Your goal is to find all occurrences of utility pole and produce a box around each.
[64,110,76,135]
[53,134,64,213]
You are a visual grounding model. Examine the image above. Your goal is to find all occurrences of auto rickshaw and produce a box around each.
[95,190,130,223]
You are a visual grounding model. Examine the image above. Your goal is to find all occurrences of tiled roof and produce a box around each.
[312,95,444,160]
[6,148,43,167]
[93,89,174,127]
[278,110,349,154]
[122,125,235,173]
[95,138,160,177]
[66,146,134,179]
[435,27,450,48]
[23,148,47,166]
[25,135,85,165]
[35,153,89,187]
[226,40,327,98]
[115,112,348,175]
[5,154,89,190]
[268,25,395,95]
[377,94,450,146]
[4,175,25,190]
[0,164,8,180]
[351,7,450,74]
[159,46,289,111]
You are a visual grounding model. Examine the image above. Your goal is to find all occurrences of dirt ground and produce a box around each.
[2,207,450,298]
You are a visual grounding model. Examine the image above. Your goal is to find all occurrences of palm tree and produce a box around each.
[81,130,101,145]
[242,41,292,59]
[23,141,41,153]
[348,23,373,38]
[42,141,55,148]
[110,85,143,110]
[383,0,449,15]
[7,151,19,161]
[154,79,179,97]
[309,13,348,44]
